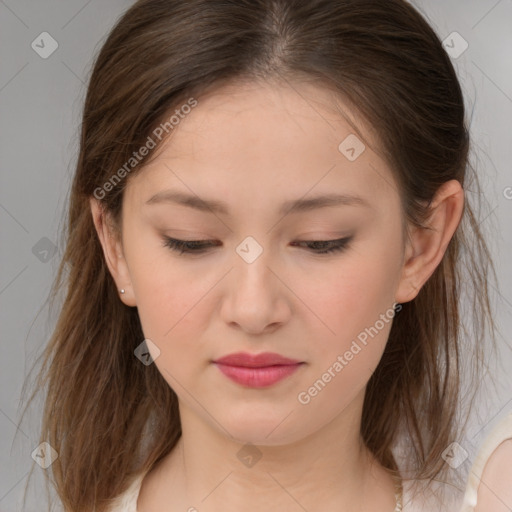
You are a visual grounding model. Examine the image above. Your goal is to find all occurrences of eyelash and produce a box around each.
[162,236,353,256]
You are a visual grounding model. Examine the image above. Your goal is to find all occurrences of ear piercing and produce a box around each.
[120,289,126,294]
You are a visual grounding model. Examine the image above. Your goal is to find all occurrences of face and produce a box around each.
[101,79,412,445]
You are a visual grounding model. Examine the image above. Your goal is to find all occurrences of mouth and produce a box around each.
[211,352,305,388]
[212,351,303,367]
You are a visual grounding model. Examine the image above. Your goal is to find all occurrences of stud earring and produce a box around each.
[120,289,125,294]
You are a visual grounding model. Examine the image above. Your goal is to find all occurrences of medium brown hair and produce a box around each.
[19,0,498,510]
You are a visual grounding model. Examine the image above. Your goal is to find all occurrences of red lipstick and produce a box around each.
[212,352,304,388]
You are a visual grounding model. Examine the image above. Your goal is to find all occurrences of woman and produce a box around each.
[19,1,505,510]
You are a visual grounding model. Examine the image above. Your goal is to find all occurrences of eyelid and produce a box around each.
[161,235,353,256]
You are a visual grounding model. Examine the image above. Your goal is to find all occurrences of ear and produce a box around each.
[89,197,137,307]
[395,179,464,304]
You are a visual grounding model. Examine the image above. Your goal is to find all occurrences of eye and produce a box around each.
[162,237,219,255]
[162,236,353,256]
[290,236,353,255]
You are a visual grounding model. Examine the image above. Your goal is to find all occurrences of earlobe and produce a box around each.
[394,180,464,304]
[89,197,137,307]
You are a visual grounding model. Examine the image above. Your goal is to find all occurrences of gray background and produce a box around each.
[1,1,511,510]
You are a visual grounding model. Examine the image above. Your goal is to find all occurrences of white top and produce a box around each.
[401,478,465,511]
[106,412,512,512]
[106,473,460,511]
[459,411,512,511]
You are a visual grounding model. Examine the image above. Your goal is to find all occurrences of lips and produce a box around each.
[213,351,302,368]
[212,352,304,388]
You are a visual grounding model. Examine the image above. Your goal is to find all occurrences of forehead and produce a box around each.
[153,79,377,160]
[124,79,398,215]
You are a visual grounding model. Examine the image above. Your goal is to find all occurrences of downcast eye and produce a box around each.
[161,236,353,256]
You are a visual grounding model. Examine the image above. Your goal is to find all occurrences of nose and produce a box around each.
[219,248,292,335]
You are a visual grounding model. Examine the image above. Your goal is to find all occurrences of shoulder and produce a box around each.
[475,438,512,512]
[473,437,512,511]
[461,411,512,512]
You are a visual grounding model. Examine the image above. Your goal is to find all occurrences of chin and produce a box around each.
[215,411,313,447]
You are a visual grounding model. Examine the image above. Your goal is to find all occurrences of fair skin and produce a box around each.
[90,79,464,511]
[475,439,512,511]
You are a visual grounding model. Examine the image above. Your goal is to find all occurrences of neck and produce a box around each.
[144,388,398,511]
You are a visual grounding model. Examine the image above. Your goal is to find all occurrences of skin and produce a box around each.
[474,439,512,512]
[90,78,464,511]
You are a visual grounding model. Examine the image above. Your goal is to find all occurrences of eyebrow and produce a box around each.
[145,190,372,216]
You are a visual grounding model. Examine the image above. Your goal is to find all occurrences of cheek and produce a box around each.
[133,266,211,385]
[320,256,398,321]
[297,269,397,419]
[126,240,210,356]
[306,241,402,366]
